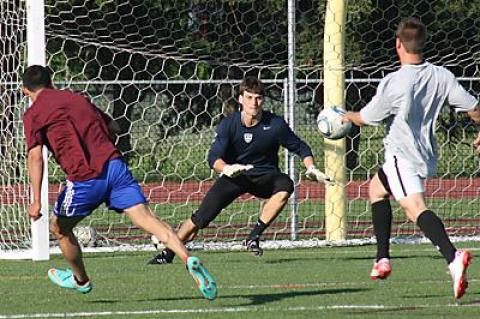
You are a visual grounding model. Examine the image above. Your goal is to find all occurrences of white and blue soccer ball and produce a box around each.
[73,226,97,247]
[316,106,352,140]
[151,235,163,250]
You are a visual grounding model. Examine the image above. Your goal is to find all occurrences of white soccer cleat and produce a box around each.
[370,258,391,280]
[449,250,472,299]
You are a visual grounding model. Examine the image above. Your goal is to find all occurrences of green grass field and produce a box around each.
[1,243,479,318]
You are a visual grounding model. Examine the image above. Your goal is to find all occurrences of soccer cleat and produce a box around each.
[449,250,472,299]
[370,258,391,280]
[47,268,92,294]
[147,248,175,265]
[244,238,263,256]
[186,256,217,300]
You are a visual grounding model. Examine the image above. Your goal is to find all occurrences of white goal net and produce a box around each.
[1,0,479,257]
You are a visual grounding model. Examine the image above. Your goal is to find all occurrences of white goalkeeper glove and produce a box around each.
[305,166,335,185]
[220,164,253,178]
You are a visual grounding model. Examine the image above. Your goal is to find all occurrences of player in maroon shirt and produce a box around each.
[21,65,216,299]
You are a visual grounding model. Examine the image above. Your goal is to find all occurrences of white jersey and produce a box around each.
[360,62,478,178]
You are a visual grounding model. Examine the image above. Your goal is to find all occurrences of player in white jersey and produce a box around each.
[343,17,480,299]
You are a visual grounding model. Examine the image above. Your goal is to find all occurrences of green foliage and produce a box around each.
[39,1,480,183]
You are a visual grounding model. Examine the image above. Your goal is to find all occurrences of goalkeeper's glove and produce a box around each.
[305,165,335,185]
[220,164,253,178]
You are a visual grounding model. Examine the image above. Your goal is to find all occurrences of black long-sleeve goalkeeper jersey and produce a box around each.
[207,111,313,175]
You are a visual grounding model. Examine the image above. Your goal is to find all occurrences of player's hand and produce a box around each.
[305,166,335,186]
[341,111,364,126]
[28,201,43,221]
[341,112,354,123]
[474,132,480,153]
[221,164,253,178]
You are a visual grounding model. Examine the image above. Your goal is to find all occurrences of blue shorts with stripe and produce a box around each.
[54,158,147,217]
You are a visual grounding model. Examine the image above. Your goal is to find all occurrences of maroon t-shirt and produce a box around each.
[23,89,121,181]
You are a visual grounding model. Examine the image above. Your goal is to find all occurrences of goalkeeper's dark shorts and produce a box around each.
[190,172,294,229]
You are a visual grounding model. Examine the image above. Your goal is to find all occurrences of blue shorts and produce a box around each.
[54,158,147,217]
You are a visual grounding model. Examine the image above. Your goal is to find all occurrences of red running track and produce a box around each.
[2,178,480,205]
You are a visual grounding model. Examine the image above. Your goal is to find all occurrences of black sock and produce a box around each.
[247,219,269,240]
[417,210,456,264]
[74,276,89,286]
[371,199,392,261]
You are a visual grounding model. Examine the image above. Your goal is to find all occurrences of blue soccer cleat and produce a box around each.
[47,268,92,294]
[186,256,217,300]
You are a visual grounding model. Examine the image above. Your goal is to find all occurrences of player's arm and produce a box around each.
[99,110,120,139]
[207,119,230,173]
[467,104,480,123]
[446,75,480,151]
[302,156,314,169]
[343,77,393,126]
[342,112,365,126]
[88,99,120,140]
[278,120,313,159]
[106,118,120,138]
[302,156,335,185]
[212,158,228,175]
[27,145,43,221]
[23,114,45,221]
[467,104,480,152]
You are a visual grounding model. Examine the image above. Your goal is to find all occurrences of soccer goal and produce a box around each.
[2,0,480,259]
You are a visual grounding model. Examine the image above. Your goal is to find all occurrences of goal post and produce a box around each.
[323,0,347,241]
[26,0,50,260]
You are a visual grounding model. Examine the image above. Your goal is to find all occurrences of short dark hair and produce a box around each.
[239,76,264,96]
[395,17,427,54]
[22,65,52,91]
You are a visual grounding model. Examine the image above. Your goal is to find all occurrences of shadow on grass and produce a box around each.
[265,255,418,264]
[88,287,370,306]
[236,287,370,306]
[265,253,443,264]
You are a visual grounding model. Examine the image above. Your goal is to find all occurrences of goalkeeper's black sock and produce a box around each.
[371,199,392,261]
[163,247,175,260]
[247,219,269,240]
[417,210,456,264]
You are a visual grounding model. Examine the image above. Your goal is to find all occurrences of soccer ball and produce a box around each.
[316,106,352,140]
[73,226,97,247]
[151,235,163,250]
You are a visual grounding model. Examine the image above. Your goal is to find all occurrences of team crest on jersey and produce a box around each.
[243,133,253,143]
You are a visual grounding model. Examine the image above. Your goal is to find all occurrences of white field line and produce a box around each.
[1,303,479,319]
[3,237,480,259]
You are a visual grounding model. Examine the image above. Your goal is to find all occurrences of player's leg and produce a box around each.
[48,180,103,293]
[390,163,455,265]
[148,218,199,264]
[370,171,392,260]
[125,204,191,261]
[149,176,246,264]
[108,158,218,299]
[387,155,471,298]
[398,192,472,299]
[400,192,455,263]
[368,170,393,280]
[246,173,294,255]
[369,153,425,280]
[50,215,88,280]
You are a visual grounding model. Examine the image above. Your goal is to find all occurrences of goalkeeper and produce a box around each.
[22,65,216,300]
[149,76,333,264]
